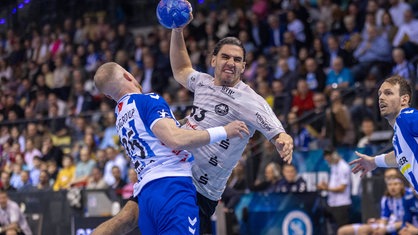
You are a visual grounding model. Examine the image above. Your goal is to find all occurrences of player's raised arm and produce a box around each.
[152,118,249,150]
[170,15,195,88]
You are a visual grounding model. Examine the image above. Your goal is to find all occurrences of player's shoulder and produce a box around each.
[398,107,418,122]
[189,71,214,83]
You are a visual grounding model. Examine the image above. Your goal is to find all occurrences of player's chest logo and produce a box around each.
[215,103,229,116]
[220,86,236,99]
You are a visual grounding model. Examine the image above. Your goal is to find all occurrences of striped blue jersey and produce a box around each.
[380,195,405,224]
[393,108,418,191]
[403,192,418,227]
[115,93,193,197]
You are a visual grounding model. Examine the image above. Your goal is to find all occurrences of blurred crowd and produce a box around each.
[0,0,418,212]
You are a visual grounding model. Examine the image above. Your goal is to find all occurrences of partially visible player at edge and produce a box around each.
[93,62,249,235]
[350,75,418,192]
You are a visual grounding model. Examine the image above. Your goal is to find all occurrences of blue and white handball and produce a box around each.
[156,0,192,29]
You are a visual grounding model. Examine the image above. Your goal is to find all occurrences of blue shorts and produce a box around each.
[137,176,199,235]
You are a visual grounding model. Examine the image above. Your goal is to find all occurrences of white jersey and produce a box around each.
[115,93,193,197]
[183,71,285,200]
[392,107,418,192]
[327,158,352,207]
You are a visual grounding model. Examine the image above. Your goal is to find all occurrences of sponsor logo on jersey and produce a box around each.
[198,174,209,185]
[188,216,197,234]
[215,103,229,116]
[220,86,236,99]
[117,108,135,131]
[209,156,218,166]
[117,102,124,112]
[255,112,272,131]
[282,210,312,235]
[185,120,198,130]
[197,82,215,91]
[158,109,170,118]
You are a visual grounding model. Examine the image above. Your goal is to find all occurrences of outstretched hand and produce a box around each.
[349,151,377,178]
[274,133,294,163]
[224,121,249,139]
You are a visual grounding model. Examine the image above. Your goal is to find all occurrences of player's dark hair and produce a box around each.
[212,37,246,61]
[384,75,413,105]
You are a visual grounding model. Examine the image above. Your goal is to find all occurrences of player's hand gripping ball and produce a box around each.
[156,0,192,29]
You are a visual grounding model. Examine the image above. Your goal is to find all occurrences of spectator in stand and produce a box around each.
[35,170,52,191]
[325,56,354,95]
[0,190,33,235]
[276,163,307,193]
[379,11,398,44]
[52,55,71,101]
[46,160,58,184]
[301,57,326,93]
[286,111,312,151]
[99,112,118,150]
[251,162,282,193]
[255,140,282,185]
[94,149,107,173]
[18,170,34,192]
[325,35,354,70]
[0,171,16,192]
[265,14,286,58]
[287,10,306,44]
[23,138,42,170]
[70,146,96,188]
[103,147,127,186]
[389,0,412,27]
[352,25,392,83]
[325,89,356,147]
[109,166,126,197]
[274,58,298,94]
[272,79,292,122]
[391,47,416,83]
[357,118,376,148]
[173,88,193,119]
[41,135,63,168]
[392,9,418,60]
[86,167,108,190]
[247,11,269,52]
[68,81,94,116]
[53,155,75,191]
[299,92,327,148]
[121,168,136,201]
[291,79,315,117]
[257,81,274,108]
[29,156,43,186]
[309,37,328,70]
[9,163,23,190]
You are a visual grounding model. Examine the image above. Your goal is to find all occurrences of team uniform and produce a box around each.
[350,195,405,235]
[116,93,198,235]
[403,192,418,227]
[183,71,286,231]
[392,107,418,192]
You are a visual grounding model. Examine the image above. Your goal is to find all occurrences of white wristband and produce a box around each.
[207,127,227,144]
[374,154,388,167]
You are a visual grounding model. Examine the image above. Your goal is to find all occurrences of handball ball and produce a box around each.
[156,0,192,29]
